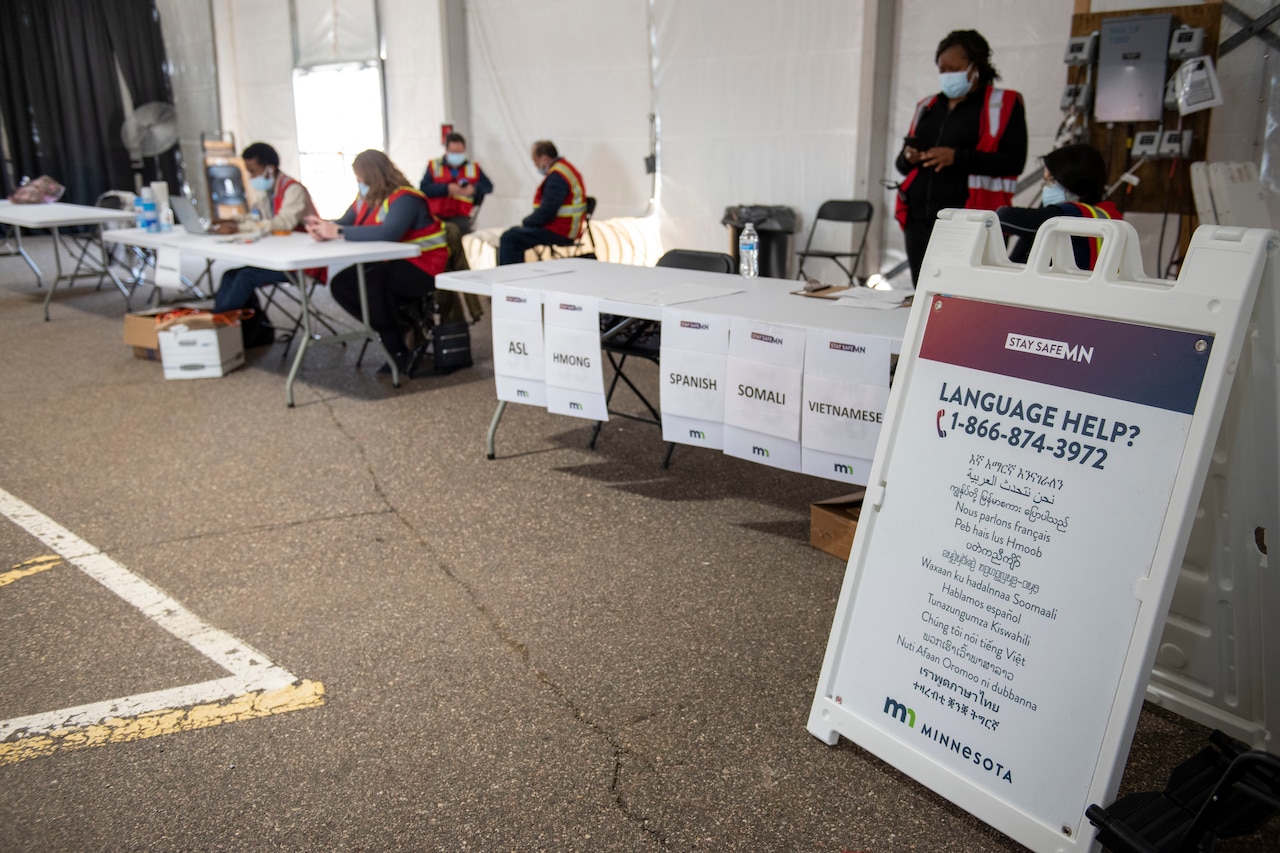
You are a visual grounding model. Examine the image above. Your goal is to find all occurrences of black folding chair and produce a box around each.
[1086,729,1280,852]
[795,199,873,286]
[534,196,597,260]
[589,249,735,468]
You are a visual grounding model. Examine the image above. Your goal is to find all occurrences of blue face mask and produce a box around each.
[1041,184,1071,208]
[249,172,273,192]
[445,152,467,167]
[357,182,370,198]
[939,66,973,99]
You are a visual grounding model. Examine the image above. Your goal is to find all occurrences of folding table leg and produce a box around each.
[486,401,507,460]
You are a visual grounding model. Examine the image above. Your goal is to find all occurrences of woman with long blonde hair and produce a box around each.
[307,149,448,375]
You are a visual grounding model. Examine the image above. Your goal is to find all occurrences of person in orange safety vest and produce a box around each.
[419,132,493,236]
[497,140,588,265]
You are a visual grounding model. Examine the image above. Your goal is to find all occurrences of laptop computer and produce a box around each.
[170,195,210,234]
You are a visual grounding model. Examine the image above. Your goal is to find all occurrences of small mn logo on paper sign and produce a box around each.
[1004,332,1093,363]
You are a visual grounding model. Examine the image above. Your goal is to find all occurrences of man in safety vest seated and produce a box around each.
[211,141,321,347]
[497,140,588,265]
[997,143,1121,271]
[419,132,493,236]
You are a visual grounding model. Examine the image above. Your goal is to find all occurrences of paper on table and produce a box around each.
[625,282,745,307]
[834,288,907,310]
[450,266,573,284]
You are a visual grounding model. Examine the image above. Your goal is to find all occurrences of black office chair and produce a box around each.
[589,249,735,468]
[1086,729,1280,852]
[535,196,597,260]
[795,200,873,286]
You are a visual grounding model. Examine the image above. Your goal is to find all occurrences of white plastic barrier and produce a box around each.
[808,209,1275,851]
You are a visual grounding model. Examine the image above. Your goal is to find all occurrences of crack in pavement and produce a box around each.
[320,396,670,848]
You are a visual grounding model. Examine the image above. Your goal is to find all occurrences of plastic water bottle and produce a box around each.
[160,206,174,232]
[739,222,759,278]
[139,187,158,233]
[133,194,144,228]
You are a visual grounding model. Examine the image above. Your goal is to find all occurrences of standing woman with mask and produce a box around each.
[894,30,1028,286]
[306,149,448,375]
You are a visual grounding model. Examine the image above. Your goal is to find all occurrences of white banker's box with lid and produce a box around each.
[158,323,245,379]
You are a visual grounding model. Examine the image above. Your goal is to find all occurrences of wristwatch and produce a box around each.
[336,225,345,236]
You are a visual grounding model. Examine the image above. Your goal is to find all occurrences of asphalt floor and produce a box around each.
[0,233,1275,852]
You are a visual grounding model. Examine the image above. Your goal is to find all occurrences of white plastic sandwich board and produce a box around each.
[722,316,805,472]
[543,292,607,421]
[491,284,547,407]
[800,329,891,485]
[1153,160,1280,750]
[808,209,1272,852]
[659,308,730,450]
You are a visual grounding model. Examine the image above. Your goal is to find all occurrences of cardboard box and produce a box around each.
[123,308,169,360]
[810,490,865,560]
[158,324,245,379]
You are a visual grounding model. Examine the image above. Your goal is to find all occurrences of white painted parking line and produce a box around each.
[0,487,324,764]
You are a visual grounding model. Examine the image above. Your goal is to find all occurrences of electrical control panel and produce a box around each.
[1060,84,1093,112]
[1132,130,1162,158]
[1169,26,1204,60]
[1159,129,1193,158]
[1064,32,1099,66]
[1096,14,1173,122]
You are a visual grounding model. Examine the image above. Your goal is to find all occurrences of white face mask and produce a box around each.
[939,65,974,99]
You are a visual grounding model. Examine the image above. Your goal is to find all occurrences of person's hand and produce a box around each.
[903,145,923,166]
[305,216,341,241]
[211,219,238,235]
[921,146,956,171]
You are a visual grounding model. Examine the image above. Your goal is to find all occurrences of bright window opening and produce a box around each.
[292,62,385,218]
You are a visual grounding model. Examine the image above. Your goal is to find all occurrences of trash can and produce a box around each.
[722,205,798,279]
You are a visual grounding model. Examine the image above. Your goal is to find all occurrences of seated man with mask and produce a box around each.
[211,141,321,347]
[419,132,493,235]
[497,140,588,265]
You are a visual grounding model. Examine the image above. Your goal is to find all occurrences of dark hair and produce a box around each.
[532,140,558,160]
[1043,143,1108,203]
[240,142,280,168]
[445,132,467,147]
[936,30,999,87]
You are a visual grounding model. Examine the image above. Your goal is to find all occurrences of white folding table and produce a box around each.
[103,230,420,405]
[0,200,140,319]
[435,258,911,459]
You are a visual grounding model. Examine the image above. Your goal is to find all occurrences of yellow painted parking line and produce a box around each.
[0,554,62,588]
[0,488,325,765]
[0,679,325,766]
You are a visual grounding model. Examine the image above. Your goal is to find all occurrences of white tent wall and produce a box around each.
[651,0,868,276]
[464,0,653,234]
[206,0,447,202]
[177,1,1273,274]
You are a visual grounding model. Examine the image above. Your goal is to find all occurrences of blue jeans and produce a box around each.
[214,266,289,312]
[497,226,574,265]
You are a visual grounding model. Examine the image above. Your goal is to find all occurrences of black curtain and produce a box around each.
[0,0,179,206]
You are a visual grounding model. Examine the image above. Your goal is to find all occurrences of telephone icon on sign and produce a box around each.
[936,409,947,438]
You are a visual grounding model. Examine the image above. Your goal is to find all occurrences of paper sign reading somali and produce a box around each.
[723,357,804,441]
